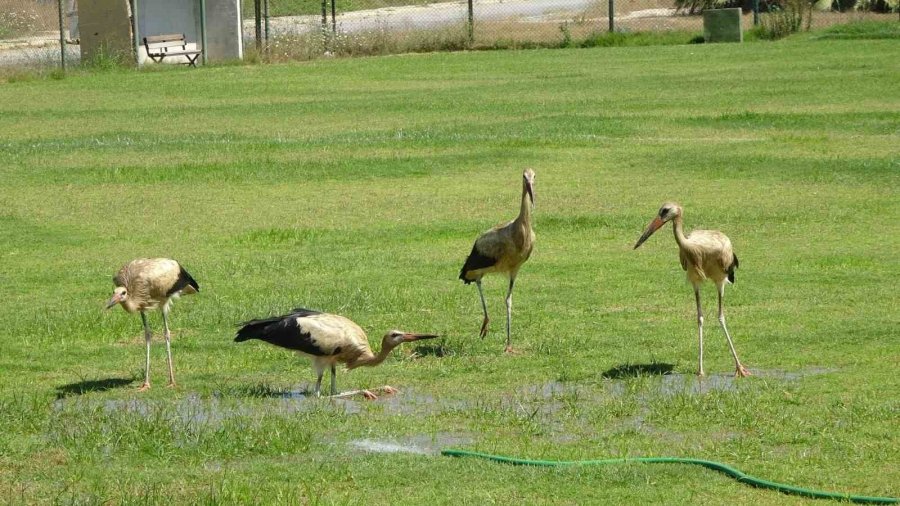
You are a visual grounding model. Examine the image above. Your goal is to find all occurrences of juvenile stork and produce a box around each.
[106,258,199,391]
[634,202,751,377]
[234,308,438,399]
[459,168,535,353]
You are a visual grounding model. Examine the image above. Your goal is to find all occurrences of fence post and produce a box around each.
[57,0,66,71]
[331,0,337,33]
[608,0,615,32]
[322,0,328,32]
[264,0,270,56]
[467,0,474,43]
[254,0,262,52]
[200,0,207,65]
[753,0,759,26]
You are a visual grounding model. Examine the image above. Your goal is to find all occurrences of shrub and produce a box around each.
[756,0,813,38]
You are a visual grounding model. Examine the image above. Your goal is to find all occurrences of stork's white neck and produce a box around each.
[517,180,533,227]
[672,214,689,248]
[348,343,396,369]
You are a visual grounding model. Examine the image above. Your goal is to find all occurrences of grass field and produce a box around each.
[0,37,898,504]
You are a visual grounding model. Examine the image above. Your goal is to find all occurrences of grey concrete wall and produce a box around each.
[79,0,132,62]
[206,0,242,62]
[703,8,743,43]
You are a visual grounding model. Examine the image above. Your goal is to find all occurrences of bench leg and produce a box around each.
[186,54,199,67]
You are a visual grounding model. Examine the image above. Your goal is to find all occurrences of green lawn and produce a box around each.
[0,38,898,504]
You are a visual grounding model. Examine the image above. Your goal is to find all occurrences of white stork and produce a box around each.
[634,202,751,377]
[106,258,200,390]
[459,168,535,353]
[235,308,438,399]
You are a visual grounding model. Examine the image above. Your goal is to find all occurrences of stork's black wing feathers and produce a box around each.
[234,313,327,356]
[166,266,200,296]
[727,253,739,284]
[459,243,497,284]
[289,307,323,318]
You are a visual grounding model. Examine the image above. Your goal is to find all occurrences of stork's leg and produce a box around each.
[476,279,490,339]
[504,276,516,353]
[313,363,325,397]
[694,285,705,377]
[161,307,176,387]
[330,364,338,396]
[717,282,751,378]
[139,311,151,391]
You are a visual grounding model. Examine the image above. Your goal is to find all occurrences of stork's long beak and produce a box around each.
[526,181,535,208]
[634,216,665,250]
[402,333,439,342]
[105,293,122,309]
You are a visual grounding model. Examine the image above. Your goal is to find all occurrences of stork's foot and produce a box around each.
[362,390,378,400]
[137,382,150,392]
[479,318,490,339]
[735,365,752,378]
[503,345,520,354]
[380,385,398,396]
[166,381,177,388]
[697,370,706,378]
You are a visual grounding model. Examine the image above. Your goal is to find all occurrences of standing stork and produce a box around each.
[634,203,751,377]
[459,168,535,353]
[106,258,199,391]
[234,308,438,399]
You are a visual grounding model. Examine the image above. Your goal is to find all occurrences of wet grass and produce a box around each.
[0,39,898,503]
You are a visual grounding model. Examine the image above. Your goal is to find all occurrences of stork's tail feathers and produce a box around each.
[235,316,281,342]
[459,243,497,284]
[727,253,739,284]
[166,265,200,296]
[181,267,200,293]
[235,308,320,343]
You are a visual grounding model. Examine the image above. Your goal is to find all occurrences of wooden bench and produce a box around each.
[143,34,201,67]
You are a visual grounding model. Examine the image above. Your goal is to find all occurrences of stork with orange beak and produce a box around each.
[235,308,438,399]
[634,203,751,377]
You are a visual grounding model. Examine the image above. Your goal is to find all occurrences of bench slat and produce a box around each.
[144,33,185,44]
[146,42,187,50]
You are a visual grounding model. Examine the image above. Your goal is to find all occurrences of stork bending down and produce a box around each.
[106,258,199,390]
[235,308,437,399]
[459,169,535,353]
[634,202,751,377]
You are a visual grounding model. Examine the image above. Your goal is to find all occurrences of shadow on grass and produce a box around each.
[56,377,134,399]
[601,363,675,379]
[412,342,454,358]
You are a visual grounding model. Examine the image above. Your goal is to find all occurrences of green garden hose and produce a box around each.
[441,449,898,505]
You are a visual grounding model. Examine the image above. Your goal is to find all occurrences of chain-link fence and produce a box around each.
[0,0,76,72]
[1,0,896,72]
[246,0,897,60]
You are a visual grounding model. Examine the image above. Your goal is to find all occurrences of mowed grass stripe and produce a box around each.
[0,37,897,503]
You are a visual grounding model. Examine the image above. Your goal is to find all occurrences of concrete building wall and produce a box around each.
[79,0,132,62]
[206,0,242,61]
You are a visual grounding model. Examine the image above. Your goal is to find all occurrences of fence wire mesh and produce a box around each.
[0,0,895,71]
[0,0,75,71]
[245,0,897,61]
